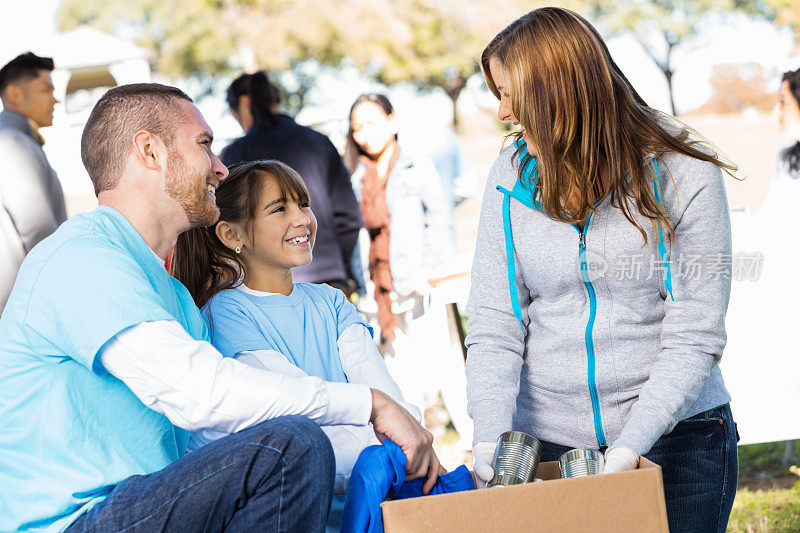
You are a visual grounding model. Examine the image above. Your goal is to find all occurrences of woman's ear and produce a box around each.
[234,95,253,131]
[215,221,242,252]
[386,113,398,135]
[237,94,251,114]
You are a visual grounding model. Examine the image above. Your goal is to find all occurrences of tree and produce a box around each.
[692,63,776,114]
[587,0,772,115]
[58,0,235,79]
[58,0,561,129]
[766,0,800,39]
[57,0,369,102]
[348,0,537,129]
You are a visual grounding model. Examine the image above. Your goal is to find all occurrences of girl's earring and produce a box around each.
[235,246,242,255]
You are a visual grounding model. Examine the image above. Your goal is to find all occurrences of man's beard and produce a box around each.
[164,147,219,227]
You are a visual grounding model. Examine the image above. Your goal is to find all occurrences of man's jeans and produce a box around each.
[67,415,335,532]
[538,404,738,533]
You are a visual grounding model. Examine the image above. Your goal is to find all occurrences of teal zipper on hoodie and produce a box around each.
[574,216,607,448]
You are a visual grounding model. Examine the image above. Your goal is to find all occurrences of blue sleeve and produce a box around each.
[23,238,174,371]
[326,284,372,338]
[204,293,276,357]
[195,307,212,344]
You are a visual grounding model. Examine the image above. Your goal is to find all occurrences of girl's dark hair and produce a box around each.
[780,69,800,179]
[225,71,282,128]
[779,142,800,180]
[343,93,397,173]
[783,68,800,107]
[171,160,310,309]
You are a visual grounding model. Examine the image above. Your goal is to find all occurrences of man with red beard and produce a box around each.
[0,84,439,532]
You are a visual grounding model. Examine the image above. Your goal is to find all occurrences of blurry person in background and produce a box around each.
[345,93,474,451]
[0,52,66,313]
[222,72,362,296]
[770,66,800,471]
[777,67,800,182]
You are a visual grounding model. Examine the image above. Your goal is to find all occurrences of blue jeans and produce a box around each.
[538,404,738,533]
[67,415,335,532]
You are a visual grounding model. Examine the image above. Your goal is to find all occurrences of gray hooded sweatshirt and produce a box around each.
[465,143,731,456]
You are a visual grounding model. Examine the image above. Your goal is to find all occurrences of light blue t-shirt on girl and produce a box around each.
[0,206,209,532]
[203,283,370,383]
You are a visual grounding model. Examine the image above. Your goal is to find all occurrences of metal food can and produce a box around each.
[559,448,605,478]
[487,431,543,487]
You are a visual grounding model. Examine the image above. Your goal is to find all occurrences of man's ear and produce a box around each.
[2,84,23,108]
[131,130,163,172]
[215,220,243,252]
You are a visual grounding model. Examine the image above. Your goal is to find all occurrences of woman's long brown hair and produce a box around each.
[170,159,310,309]
[481,7,737,245]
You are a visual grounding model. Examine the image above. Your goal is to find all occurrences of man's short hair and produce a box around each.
[0,52,55,95]
[81,83,193,195]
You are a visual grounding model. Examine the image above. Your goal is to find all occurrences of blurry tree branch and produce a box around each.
[347,0,550,129]
[57,0,357,109]
[765,0,800,44]
[59,0,797,123]
[57,0,560,129]
[693,63,776,114]
[586,0,775,115]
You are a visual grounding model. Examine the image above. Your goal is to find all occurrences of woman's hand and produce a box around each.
[472,441,496,488]
[603,446,639,474]
[369,389,441,493]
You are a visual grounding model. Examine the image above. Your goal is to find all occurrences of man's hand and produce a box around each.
[472,441,496,488]
[370,389,441,494]
[603,446,639,474]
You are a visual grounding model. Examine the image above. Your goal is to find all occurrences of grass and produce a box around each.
[728,441,800,532]
[728,486,800,532]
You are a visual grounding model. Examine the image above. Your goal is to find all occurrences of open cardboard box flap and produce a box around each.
[381,457,669,532]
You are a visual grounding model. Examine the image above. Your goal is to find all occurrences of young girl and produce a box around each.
[221,72,361,295]
[467,8,737,533]
[171,159,421,495]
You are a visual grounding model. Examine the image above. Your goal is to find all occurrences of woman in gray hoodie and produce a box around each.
[466,8,738,533]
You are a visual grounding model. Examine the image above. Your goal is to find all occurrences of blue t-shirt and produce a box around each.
[204,283,369,383]
[0,206,208,532]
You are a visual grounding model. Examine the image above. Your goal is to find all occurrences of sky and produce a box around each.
[0,0,61,55]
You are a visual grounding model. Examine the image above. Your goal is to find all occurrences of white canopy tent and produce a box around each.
[45,26,153,112]
[1,27,155,199]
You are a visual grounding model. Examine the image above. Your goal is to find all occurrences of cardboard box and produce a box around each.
[381,458,668,532]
